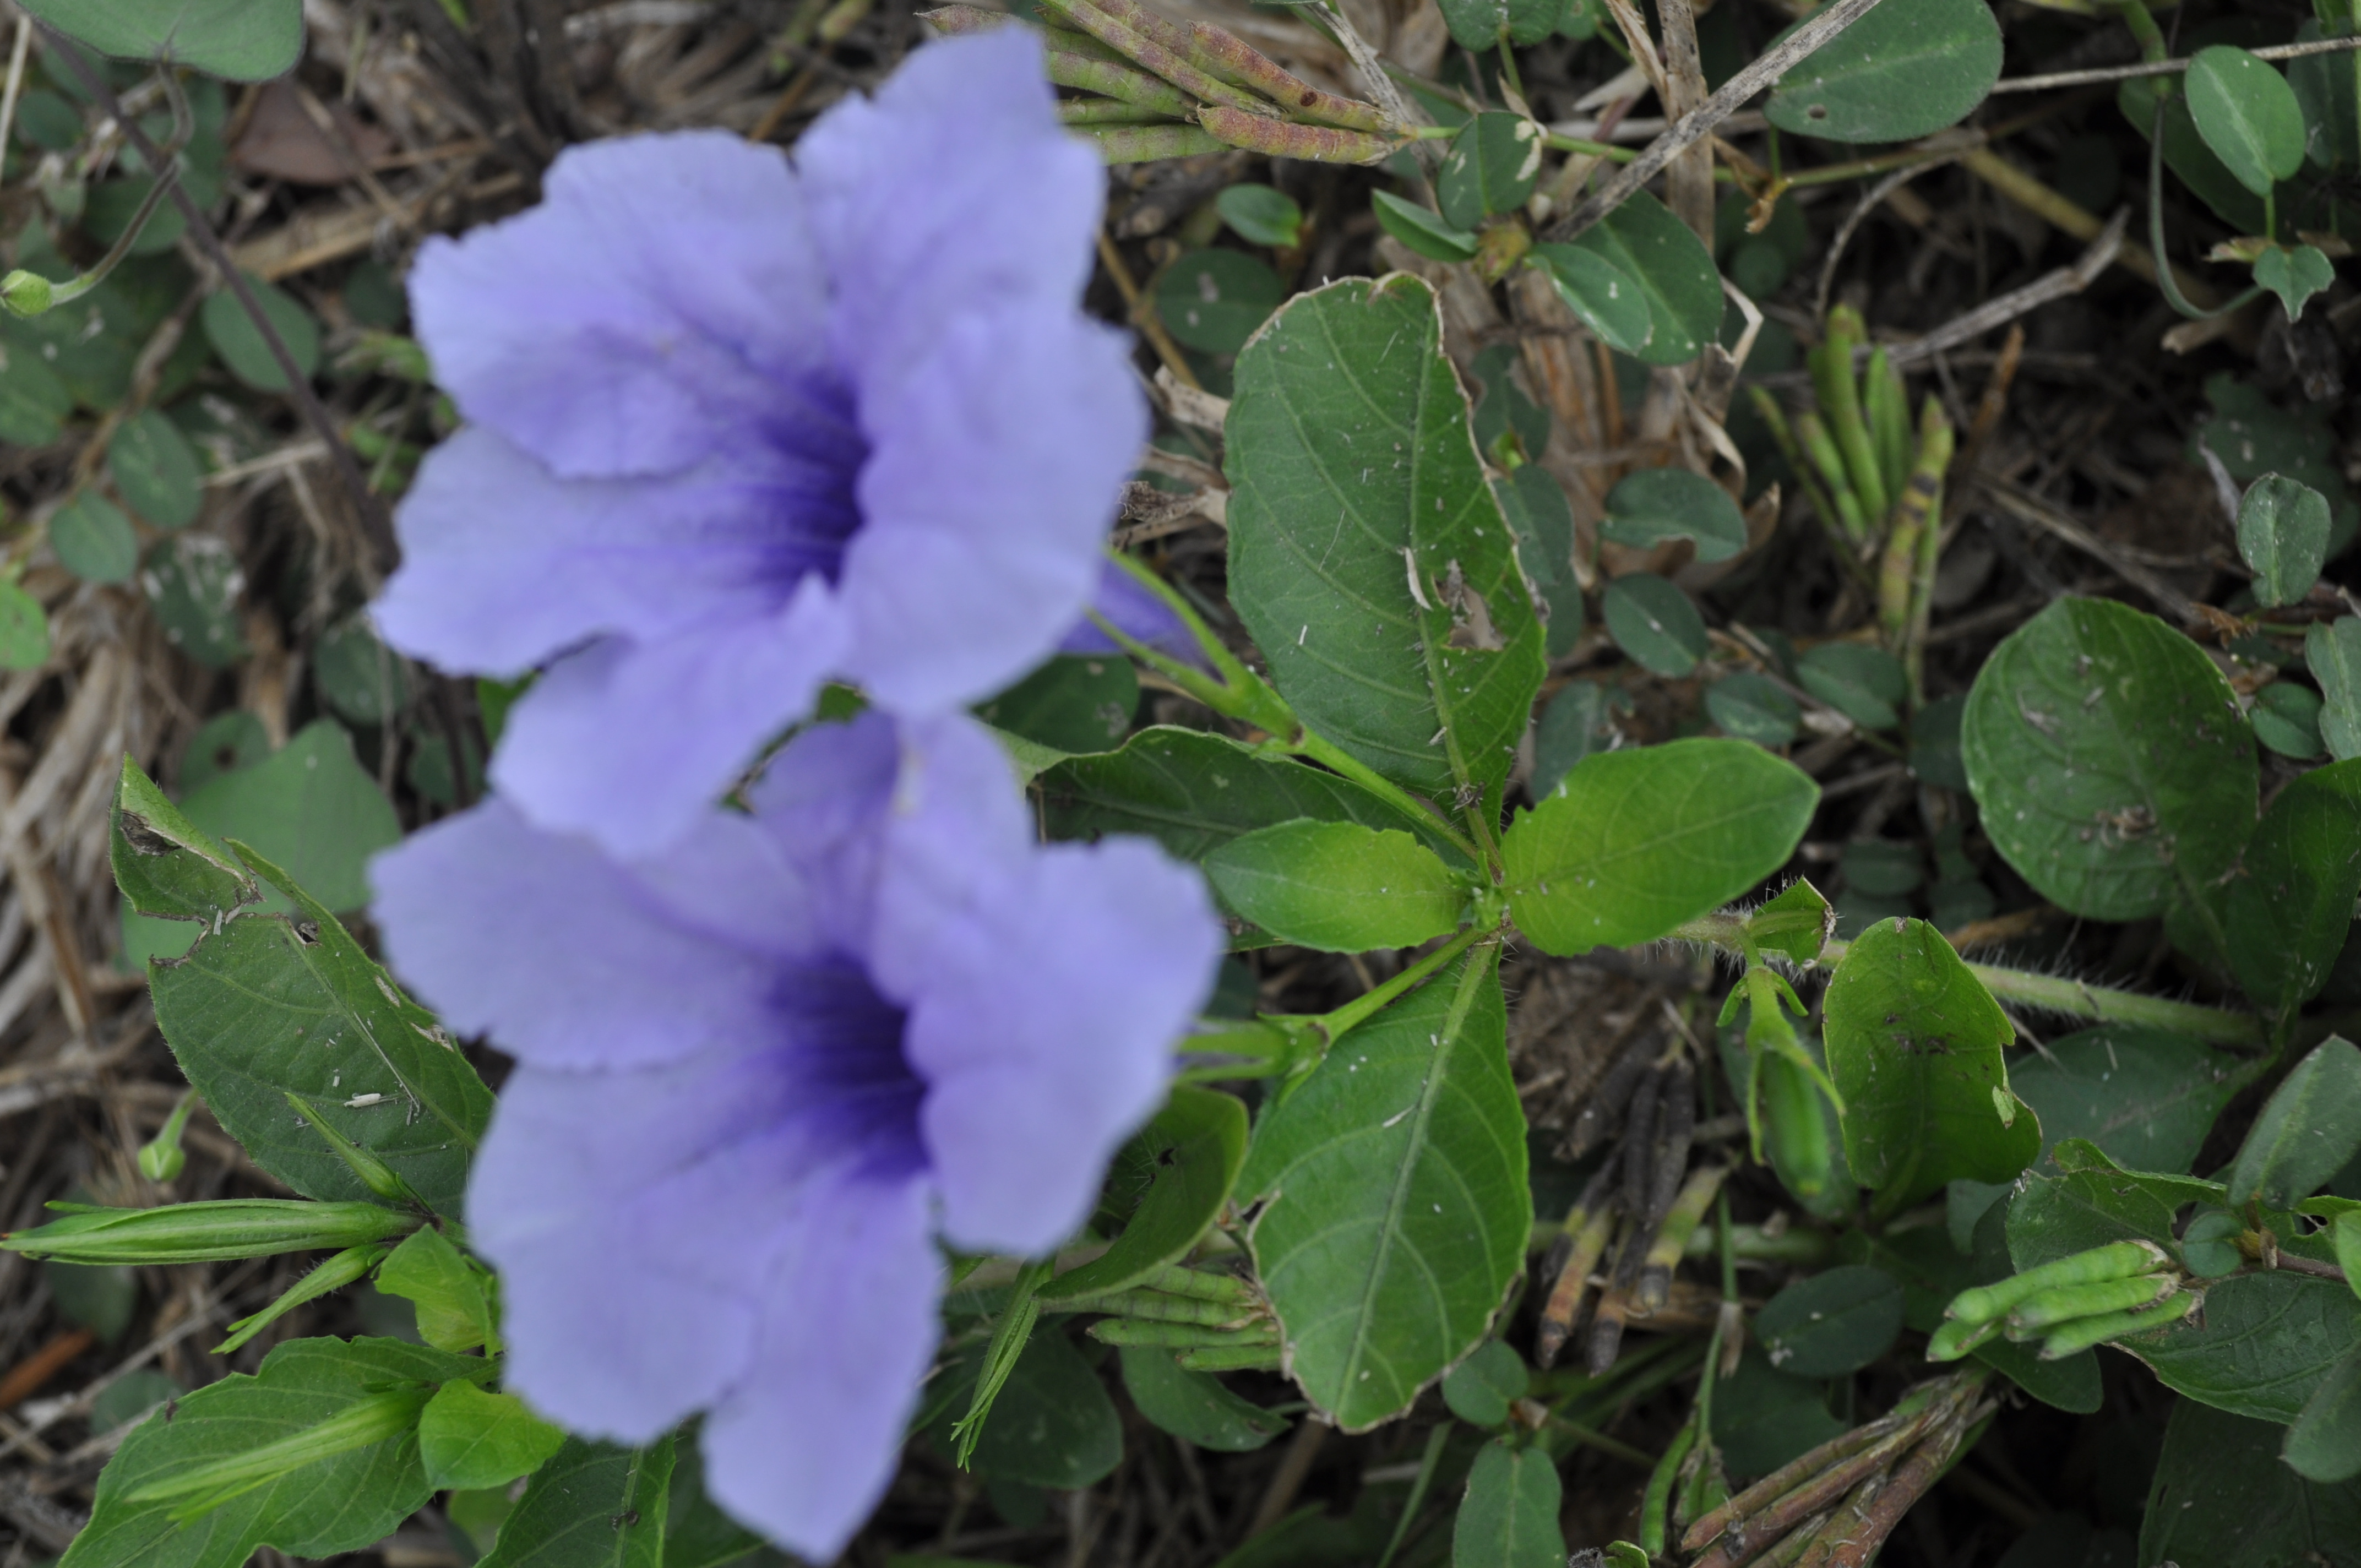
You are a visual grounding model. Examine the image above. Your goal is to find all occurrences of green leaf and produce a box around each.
[1526,244,1652,357]
[1852,1213,2103,1413]
[1438,113,1544,230]
[124,718,400,967]
[376,1227,493,1353]
[1441,1340,1530,1427]
[2227,761,2361,1017]
[2255,243,2337,323]
[2143,1399,2361,1565]
[202,275,320,393]
[1493,467,1583,658]
[1225,275,1545,803]
[1217,184,1302,249]
[1749,878,1835,966]
[1039,1085,1247,1301]
[1155,249,1283,356]
[2050,1136,2227,1210]
[1036,726,1471,872]
[1118,1347,1290,1452]
[1911,694,1971,790]
[0,335,73,445]
[143,533,248,667]
[2338,1212,2361,1300]
[1559,191,1721,366]
[1600,468,1747,563]
[2227,1038,2361,1210]
[62,1336,478,1568]
[2311,617,2361,760]
[1753,1265,1903,1376]
[2253,680,2327,759]
[661,1435,765,1568]
[478,1436,675,1568]
[1470,346,1549,470]
[116,763,491,1215]
[2006,1026,2239,1174]
[1205,819,1467,951]
[975,654,1136,755]
[954,1330,1123,1489]
[314,614,410,727]
[2004,1167,2177,1272]
[1797,643,1905,732]
[18,0,301,79]
[1237,959,1528,1430]
[1372,191,1481,264]
[2239,473,2331,608]
[110,407,204,531]
[2186,45,2308,196]
[1710,1346,1850,1481]
[1435,0,1562,48]
[1822,917,2041,1211]
[1962,596,2256,921]
[1531,680,1610,797]
[52,491,140,584]
[1600,573,1706,676]
[2286,1347,2361,1482]
[1762,0,1999,143]
[1706,673,1800,748]
[50,1259,138,1342]
[1451,1441,1563,1568]
[418,1383,566,1493]
[1502,737,1817,954]
[2128,1271,2361,1424]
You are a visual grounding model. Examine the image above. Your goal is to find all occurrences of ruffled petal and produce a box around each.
[410,132,836,480]
[377,427,850,678]
[489,578,851,856]
[867,716,1220,1253]
[796,31,1102,405]
[742,710,900,932]
[369,797,792,1070]
[837,306,1143,714]
[700,1163,940,1565]
[467,1052,819,1440]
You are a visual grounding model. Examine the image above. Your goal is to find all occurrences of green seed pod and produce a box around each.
[1,1199,420,1265]
[1175,1342,1285,1372]
[1924,1313,2001,1362]
[2038,1289,2201,1360]
[1,269,53,318]
[215,1242,395,1355]
[1761,1047,1833,1204]
[1086,1316,1281,1349]
[1944,1240,2172,1326]
[2005,1272,2175,1336]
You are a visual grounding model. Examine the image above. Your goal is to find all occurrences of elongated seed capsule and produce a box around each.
[2005,1272,2175,1336]
[1944,1240,2172,1325]
[1536,1169,1619,1369]
[1138,1262,1254,1305]
[2039,1289,2200,1359]
[1048,50,1199,116]
[1,1199,419,1265]
[1176,1342,1286,1372]
[1086,1316,1280,1348]
[1052,1287,1260,1327]
[1570,1033,1658,1159]
[1649,1059,1697,1226]
[128,1387,434,1510]
[1863,344,1911,511]
[1638,1419,1700,1558]
[1622,1068,1664,1222]
[1033,0,1272,116]
[215,1242,395,1355]
[1060,98,1181,125]
[1876,396,1952,646]
[1182,18,1391,131]
[1081,124,1228,164]
[1195,106,1391,164]
[1639,1164,1726,1312]
[1794,412,1869,543]
[1761,1049,1834,1204]
[1587,1283,1632,1378]
[1813,306,1889,524]
[1749,386,1851,556]
[1923,1314,2001,1362]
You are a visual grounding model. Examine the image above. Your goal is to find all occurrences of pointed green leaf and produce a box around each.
[1600,573,1706,676]
[418,1383,567,1493]
[1119,1347,1290,1451]
[1372,191,1481,263]
[2227,1038,2361,1210]
[2309,617,2361,760]
[1600,467,1748,562]
[479,1436,676,1568]
[1560,191,1721,366]
[1205,819,1468,951]
[1040,1085,1248,1301]
[2227,760,2361,1018]
[1451,1441,1563,1568]
[376,1227,494,1353]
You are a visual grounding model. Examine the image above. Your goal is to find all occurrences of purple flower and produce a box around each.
[369,712,1218,1561]
[375,31,1144,856]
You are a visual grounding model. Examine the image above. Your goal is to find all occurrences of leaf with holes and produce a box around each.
[1225,276,1545,805]
[1438,113,1546,228]
[1237,959,1527,1430]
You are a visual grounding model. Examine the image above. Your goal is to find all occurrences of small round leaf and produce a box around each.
[141,535,247,667]
[0,581,50,671]
[2186,46,2308,196]
[1764,0,2003,144]
[1154,249,1283,356]
[1216,183,1303,249]
[1707,672,1800,747]
[1529,243,1653,356]
[51,492,139,584]
[1601,573,1707,677]
[108,408,204,530]
[1601,467,1748,562]
[1438,112,1544,230]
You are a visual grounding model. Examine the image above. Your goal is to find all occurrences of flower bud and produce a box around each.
[138,1090,198,1183]
[1,1198,420,1265]
[0,270,52,318]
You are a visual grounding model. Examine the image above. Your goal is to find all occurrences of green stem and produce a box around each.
[1671,913,2264,1048]
[2107,0,2168,62]
[1493,32,1525,102]
[2147,96,2267,322]
[1285,728,1482,863]
[1312,926,1489,1043]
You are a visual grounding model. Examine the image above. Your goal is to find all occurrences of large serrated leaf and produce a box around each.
[1962,597,2256,922]
[62,1336,480,1568]
[1822,918,2041,1212]
[116,761,491,1215]
[1500,738,1818,953]
[1225,276,1545,806]
[19,0,302,80]
[479,1436,675,1568]
[1237,959,1528,1430]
